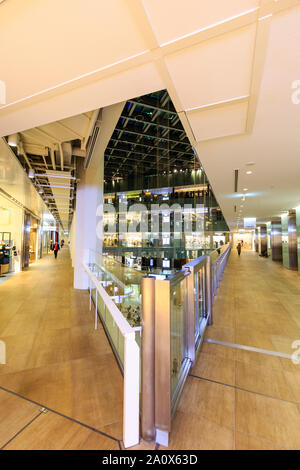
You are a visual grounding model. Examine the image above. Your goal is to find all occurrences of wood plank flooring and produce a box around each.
[0,249,127,449]
[1,248,300,449]
[165,250,300,450]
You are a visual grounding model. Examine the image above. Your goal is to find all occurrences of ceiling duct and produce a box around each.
[234,169,239,193]
[61,142,72,166]
[84,113,101,169]
[72,147,86,158]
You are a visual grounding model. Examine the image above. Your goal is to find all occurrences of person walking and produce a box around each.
[237,242,242,256]
[53,241,60,259]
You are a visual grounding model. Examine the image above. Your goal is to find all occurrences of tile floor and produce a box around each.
[0,248,300,449]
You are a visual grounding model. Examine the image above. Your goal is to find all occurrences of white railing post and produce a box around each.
[95,291,98,330]
[89,278,92,311]
[123,333,140,448]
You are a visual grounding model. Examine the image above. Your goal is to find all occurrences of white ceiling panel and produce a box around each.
[61,114,91,137]
[193,7,300,228]
[41,123,80,143]
[1,0,300,232]
[187,100,248,141]
[165,24,256,110]
[0,0,149,104]
[0,61,165,138]
[143,0,259,45]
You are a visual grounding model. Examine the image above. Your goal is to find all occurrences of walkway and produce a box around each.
[0,249,127,450]
[165,250,300,450]
[1,248,300,449]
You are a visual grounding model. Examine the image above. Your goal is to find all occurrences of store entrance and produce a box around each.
[22,213,40,269]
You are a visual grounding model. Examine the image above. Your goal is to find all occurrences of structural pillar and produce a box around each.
[271,217,282,262]
[73,158,104,289]
[281,211,298,271]
[297,207,300,275]
[288,210,298,271]
[259,224,267,256]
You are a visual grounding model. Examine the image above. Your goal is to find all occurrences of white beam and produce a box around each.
[58,143,64,171]
[50,147,56,170]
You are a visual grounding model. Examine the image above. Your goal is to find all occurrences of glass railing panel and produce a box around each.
[84,255,140,447]
[198,267,206,321]
[87,250,143,368]
[170,276,188,400]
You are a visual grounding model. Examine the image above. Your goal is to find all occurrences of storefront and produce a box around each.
[0,192,56,278]
[40,214,57,255]
[0,193,23,276]
[233,231,255,251]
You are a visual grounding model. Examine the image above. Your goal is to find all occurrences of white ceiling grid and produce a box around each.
[0,0,300,229]
[47,171,72,230]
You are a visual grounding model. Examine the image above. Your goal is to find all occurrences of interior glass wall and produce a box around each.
[102,90,229,278]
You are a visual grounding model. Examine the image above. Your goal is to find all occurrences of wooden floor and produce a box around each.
[0,249,127,450]
[164,250,300,450]
[0,248,300,449]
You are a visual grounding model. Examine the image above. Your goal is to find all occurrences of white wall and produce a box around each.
[0,138,51,220]
[69,211,76,268]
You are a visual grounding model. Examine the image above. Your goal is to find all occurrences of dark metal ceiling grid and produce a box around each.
[104,90,200,181]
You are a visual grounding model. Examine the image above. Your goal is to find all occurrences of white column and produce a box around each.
[73,102,124,289]
[73,160,104,289]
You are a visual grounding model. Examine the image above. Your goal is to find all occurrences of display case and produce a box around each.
[0,239,11,275]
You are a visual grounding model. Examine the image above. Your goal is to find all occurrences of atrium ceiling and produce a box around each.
[104,90,199,181]
[0,0,300,229]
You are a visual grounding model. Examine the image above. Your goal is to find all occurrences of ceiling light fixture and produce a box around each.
[259,13,273,21]
[7,134,19,147]
[160,7,259,47]
[36,174,76,180]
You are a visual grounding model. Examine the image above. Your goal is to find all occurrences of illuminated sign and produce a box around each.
[244,218,256,229]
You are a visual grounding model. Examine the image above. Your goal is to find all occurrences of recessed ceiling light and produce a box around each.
[243,188,248,191]
[246,171,253,175]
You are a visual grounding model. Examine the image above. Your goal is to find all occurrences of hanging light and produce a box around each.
[8,133,19,147]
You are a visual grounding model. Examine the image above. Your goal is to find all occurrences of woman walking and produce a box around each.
[53,241,60,259]
[237,242,242,256]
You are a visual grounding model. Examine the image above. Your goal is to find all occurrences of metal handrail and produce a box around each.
[209,242,231,263]
[211,244,231,298]
[141,243,232,446]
